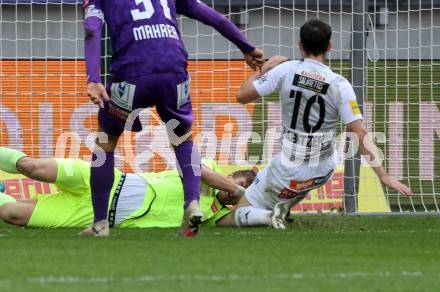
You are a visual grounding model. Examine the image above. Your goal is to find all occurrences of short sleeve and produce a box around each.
[252,62,288,97]
[336,77,363,125]
[201,158,220,172]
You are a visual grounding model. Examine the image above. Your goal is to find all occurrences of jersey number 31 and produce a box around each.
[131,0,171,21]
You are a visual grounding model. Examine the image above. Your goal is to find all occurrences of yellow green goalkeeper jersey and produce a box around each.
[27,158,230,228]
[120,158,229,228]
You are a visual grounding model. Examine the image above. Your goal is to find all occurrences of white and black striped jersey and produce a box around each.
[253,58,363,163]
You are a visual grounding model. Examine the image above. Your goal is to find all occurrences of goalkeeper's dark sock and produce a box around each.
[0,147,27,174]
[0,191,16,207]
[174,140,201,209]
[90,151,114,223]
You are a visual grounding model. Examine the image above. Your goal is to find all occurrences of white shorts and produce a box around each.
[113,174,148,226]
[245,153,336,210]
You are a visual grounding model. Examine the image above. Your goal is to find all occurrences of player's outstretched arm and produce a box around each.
[83,2,109,108]
[345,120,412,196]
[201,165,244,195]
[176,0,264,70]
[237,55,288,104]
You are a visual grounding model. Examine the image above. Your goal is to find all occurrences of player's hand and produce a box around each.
[244,48,265,71]
[380,175,413,196]
[261,55,288,74]
[87,82,109,109]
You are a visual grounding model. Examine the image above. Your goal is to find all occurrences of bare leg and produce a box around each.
[216,196,252,227]
[0,151,54,226]
[95,126,120,153]
[0,199,37,226]
[17,157,58,183]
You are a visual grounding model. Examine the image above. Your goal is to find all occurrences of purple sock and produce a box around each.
[90,152,115,223]
[175,140,201,209]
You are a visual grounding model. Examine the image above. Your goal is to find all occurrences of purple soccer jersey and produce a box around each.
[84,0,255,81]
[83,0,257,134]
[83,0,257,227]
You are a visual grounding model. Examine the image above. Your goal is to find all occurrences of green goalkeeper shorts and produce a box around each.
[202,207,231,227]
[27,158,231,228]
[27,158,122,228]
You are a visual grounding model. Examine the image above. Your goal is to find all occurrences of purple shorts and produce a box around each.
[98,72,194,137]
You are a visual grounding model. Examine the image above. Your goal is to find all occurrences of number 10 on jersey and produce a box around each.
[290,90,326,133]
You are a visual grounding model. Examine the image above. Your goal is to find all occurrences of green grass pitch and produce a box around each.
[1,216,439,292]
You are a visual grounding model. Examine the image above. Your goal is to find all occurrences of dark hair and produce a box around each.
[231,169,257,188]
[300,19,332,56]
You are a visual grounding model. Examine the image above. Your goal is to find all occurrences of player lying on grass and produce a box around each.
[216,19,413,229]
[83,0,264,237]
[0,147,255,229]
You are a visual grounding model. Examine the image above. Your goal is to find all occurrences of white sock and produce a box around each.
[235,206,272,227]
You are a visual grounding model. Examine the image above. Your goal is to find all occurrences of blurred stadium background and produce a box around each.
[0,0,439,213]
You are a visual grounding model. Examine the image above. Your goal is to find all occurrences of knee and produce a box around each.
[17,157,38,177]
[0,204,25,226]
[95,133,119,152]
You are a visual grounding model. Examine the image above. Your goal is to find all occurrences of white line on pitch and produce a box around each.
[22,271,429,284]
